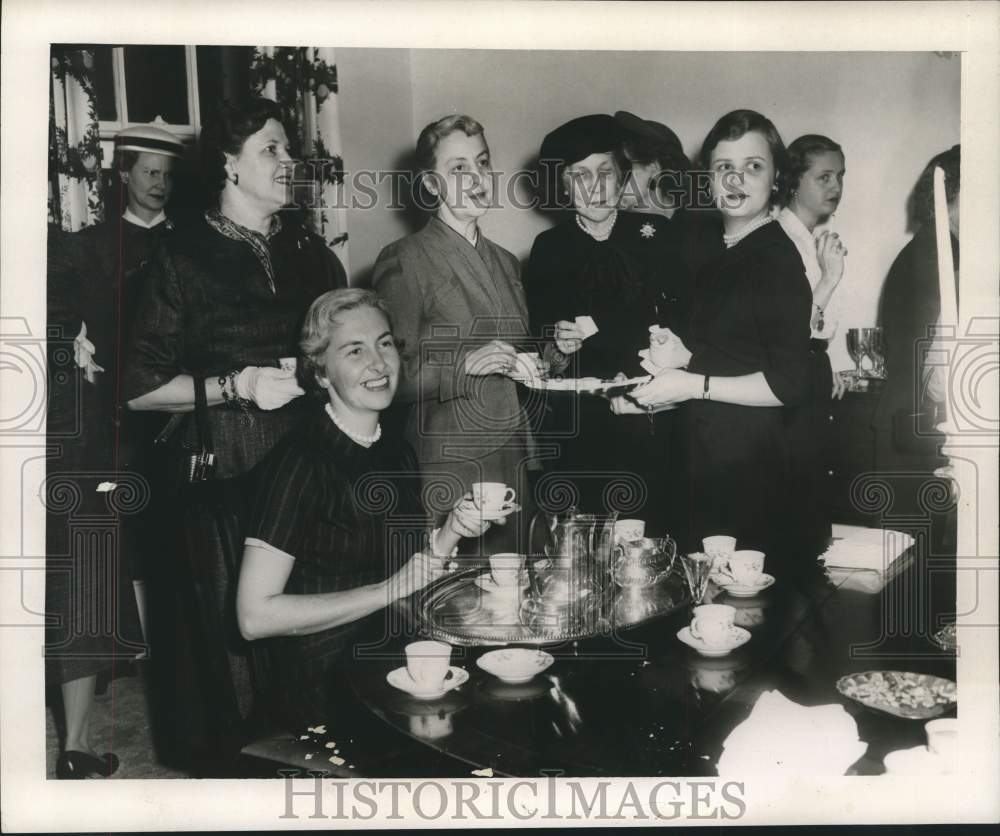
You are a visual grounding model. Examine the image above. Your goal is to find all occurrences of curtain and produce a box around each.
[48,47,104,232]
[249,47,350,275]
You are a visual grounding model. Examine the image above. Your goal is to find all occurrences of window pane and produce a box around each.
[92,46,117,122]
[123,45,189,125]
[196,46,253,127]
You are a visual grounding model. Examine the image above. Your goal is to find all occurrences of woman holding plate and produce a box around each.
[625,110,812,560]
[524,114,690,532]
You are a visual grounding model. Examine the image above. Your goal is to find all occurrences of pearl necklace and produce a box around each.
[723,213,774,249]
[576,210,618,242]
[325,403,381,447]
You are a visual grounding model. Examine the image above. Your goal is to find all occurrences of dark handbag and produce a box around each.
[155,377,217,490]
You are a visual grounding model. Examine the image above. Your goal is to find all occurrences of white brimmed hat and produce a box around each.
[114,125,184,158]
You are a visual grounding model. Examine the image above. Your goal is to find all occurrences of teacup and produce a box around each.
[722,550,765,586]
[489,552,525,587]
[615,519,646,543]
[471,482,516,511]
[925,718,957,766]
[690,604,736,647]
[702,535,736,567]
[405,640,452,687]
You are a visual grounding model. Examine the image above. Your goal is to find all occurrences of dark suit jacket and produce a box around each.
[372,216,531,466]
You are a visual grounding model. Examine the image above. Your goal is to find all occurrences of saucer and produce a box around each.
[386,666,469,700]
[677,625,751,657]
[477,648,554,684]
[883,745,953,775]
[474,571,529,595]
[716,573,775,597]
[475,504,519,521]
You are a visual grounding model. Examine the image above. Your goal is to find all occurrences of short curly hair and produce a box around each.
[413,114,488,209]
[699,109,788,208]
[909,144,960,228]
[299,288,395,392]
[199,97,283,198]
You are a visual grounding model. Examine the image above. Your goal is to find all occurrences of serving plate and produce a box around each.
[413,565,687,646]
[518,375,650,396]
[836,670,957,719]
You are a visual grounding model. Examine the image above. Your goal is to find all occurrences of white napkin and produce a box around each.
[637,348,664,376]
[574,315,598,338]
[819,524,914,572]
[716,690,867,776]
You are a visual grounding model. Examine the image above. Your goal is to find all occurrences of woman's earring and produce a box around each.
[231,173,239,186]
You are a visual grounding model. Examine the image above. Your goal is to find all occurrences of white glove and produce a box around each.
[74,322,104,383]
[234,366,304,410]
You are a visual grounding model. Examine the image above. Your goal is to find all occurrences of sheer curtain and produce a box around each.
[48,47,105,231]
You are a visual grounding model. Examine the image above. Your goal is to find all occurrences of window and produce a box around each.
[95,45,201,165]
[94,45,253,168]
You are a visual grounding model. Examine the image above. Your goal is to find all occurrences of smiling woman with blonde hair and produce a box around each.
[236,288,497,731]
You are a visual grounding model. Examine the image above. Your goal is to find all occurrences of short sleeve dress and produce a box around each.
[244,406,428,731]
[122,210,346,723]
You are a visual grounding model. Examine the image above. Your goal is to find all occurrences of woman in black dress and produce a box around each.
[236,289,500,731]
[45,125,183,778]
[524,114,691,532]
[124,98,346,759]
[629,110,812,560]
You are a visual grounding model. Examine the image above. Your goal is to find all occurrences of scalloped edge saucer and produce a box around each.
[677,625,751,657]
[386,666,469,700]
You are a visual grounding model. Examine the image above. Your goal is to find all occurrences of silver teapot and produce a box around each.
[520,508,617,632]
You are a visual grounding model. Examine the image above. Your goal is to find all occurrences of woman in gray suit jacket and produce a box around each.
[373,114,535,555]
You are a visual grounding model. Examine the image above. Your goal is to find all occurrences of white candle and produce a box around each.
[932,166,958,327]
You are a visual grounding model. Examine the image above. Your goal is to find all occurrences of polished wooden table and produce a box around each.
[343,552,955,778]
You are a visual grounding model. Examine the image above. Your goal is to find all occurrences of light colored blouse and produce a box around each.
[777,207,838,340]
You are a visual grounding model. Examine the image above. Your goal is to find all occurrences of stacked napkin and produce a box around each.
[822,524,913,568]
[716,690,868,776]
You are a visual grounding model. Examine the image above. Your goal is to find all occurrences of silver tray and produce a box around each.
[414,566,688,646]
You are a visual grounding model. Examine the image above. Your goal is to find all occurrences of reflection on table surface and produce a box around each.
[344,553,956,778]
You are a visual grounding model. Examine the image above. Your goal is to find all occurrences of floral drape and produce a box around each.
[250,47,350,275]
[48,47,105,231]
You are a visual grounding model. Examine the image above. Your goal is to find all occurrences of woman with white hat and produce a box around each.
[45,123,183,778]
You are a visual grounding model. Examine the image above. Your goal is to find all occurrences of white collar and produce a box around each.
[777,206,814,242]
[123,208,167,229]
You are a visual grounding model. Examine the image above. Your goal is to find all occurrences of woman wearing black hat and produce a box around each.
[523,114,691,533]
[124,98,346,768]
[627,110,813,562]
